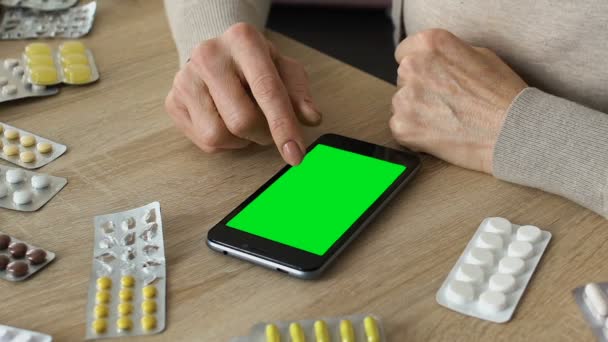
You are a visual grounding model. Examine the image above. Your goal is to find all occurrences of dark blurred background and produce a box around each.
[267,4,397,84]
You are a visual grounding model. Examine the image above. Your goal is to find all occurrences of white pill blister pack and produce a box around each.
[0,58,58,103]
[0,324,52,342]
[0,165,67,212]
[573,282,608,341]
[232,314,385,342]
[0,2,96,40]
[436,217,551,323]
[85,202,166,340]
[0,122,67,169]
[0,0,78,11]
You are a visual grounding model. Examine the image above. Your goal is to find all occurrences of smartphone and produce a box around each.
[207,133,421,279]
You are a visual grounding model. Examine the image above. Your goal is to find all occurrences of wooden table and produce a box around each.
[1,1,606,341]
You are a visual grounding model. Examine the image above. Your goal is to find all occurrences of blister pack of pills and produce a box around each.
[436,217,551,323]
[0,324,52,341]
[85,202,166,340]
[0,57,58,103]
[232,314,385,342]
[573,282,608,341]
[0,232,55,281]
[0,1,96,40]
[0,165,67,211]
[0,122,67,169]
[24,41,99,86]
[0,0,78,11]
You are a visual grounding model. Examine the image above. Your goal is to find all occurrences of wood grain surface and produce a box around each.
[0,1,605,341]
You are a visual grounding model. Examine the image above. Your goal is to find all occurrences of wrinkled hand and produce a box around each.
[165,23,321,165]
[390,29,527,173]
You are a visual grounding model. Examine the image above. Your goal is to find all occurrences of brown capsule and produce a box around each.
[8,242,27,258]
[0,255,9,270]
[26,249,47,265]
[0,234,11,250]
[7,261,28,277]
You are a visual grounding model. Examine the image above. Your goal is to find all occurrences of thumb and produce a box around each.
[276,55,322,126]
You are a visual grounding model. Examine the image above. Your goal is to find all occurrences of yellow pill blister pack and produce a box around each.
[24,41,99,86]
[0,57,58,103]
[0,122,67,169]
[85,202,166,340]
[232,314,386,342]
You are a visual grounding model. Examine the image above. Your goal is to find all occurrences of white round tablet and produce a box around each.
[508,241,534,259]
[484,217,512,234]
[479,290,507,313]
[5,169,25,183]
[477,232,503,250]
[446,280,474,305]
[12,66,24,77]
[456,263,484,284]
[489,274,516,293]
[2,84,17,96]
[517,225,542,243]
[13,190,32,205]
[3,58,18,70]
[498,257,526,276]
[0,184,7,198]
[31,174,50,189]
[467,247,494,267]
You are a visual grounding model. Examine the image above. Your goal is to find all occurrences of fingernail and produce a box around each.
[282,140,304,166]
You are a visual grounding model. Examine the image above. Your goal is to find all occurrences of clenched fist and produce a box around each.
[390,29,527,173]
[165,23,322,165]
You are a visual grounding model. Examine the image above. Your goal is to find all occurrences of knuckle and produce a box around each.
[191,39,222,65]
[388,114,407,135]
[198,143,219,154]
[251,73,282,101]
[268,116,290,134]
[199,127,224,147]
[416,28,455,50]
[397,57,416,77]
[225,22,259,42]
[225,115,254,137]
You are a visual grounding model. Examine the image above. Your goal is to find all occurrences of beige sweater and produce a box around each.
[164,0,608,218]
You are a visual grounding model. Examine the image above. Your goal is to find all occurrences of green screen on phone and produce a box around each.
[226,144,406,256]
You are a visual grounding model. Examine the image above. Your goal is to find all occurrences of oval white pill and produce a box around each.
[446,280,474,305]
[477,232,503,250]
[0,184,7,198]
[489,274,516,293]
[508,241,534,259]
[479,291,507,313]
[456,263,484,284]
[584,283,608,317]
[13,190,32,205]
[5,169,25,183]
[484,217,512,234]
[31,174,50,189]
[517,225,542,243]
[498,257,526,276]
[2,84,17,96]
[467,247,494,267]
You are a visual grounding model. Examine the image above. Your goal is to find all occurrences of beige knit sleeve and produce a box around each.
[164,0,272,65]
[493,88,608,218]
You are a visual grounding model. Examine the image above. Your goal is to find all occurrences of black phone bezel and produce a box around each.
[207,133,421,273]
